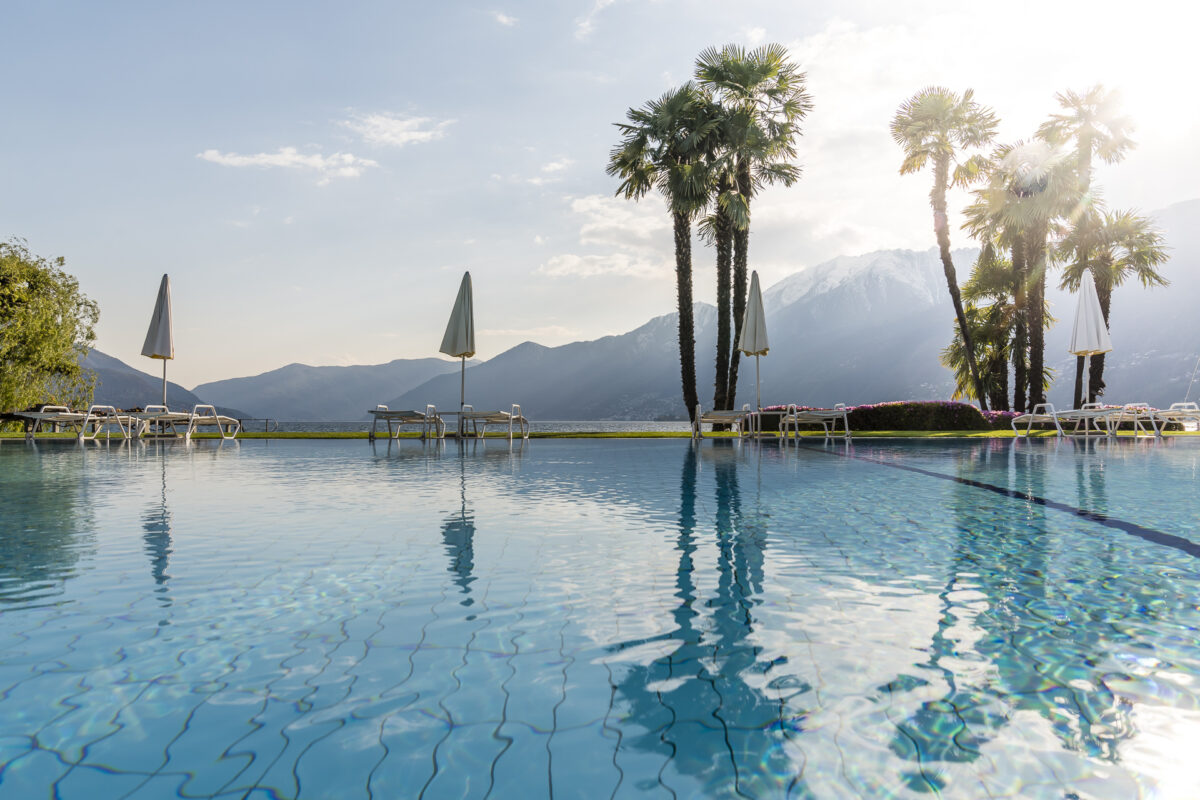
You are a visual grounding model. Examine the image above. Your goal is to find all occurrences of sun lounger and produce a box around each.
[1055,403,1119,437]
[1011,403,1063,437]
[79,405,136,441]
[781,404,852,440]
[12,405,88,439]
[1108,403,1163,438]
[368,404,445,440]
[692,404,752,439]
[128,405,195,438]
[185,405,241,440]
[459,404,529,440]
[1153,402,1200,433]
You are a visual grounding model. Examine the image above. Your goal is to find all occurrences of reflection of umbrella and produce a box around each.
[142,448,172,609]
[1068,272,1112,405]
[439,272,475,416]
[441,443,476,605]
[142,274,174,406]
[736,271,769,413]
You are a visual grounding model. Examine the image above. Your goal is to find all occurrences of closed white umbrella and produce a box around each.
[141,274,174,406]
[439,272,475,416]
[737,271,769,413]
[1068,271,1112,405]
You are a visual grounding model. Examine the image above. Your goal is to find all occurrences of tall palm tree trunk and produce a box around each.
[933,156,989,410]
[673,211,700,422]
[713,177,733,411]
[1090,286,1112,401]
[1073,145,1095,409]
[1012,238,1029,413]
[726,159,752,409]
[989,358,1008,411]
[1026,229,1048,409]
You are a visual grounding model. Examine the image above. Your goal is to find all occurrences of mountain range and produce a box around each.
[87,198,1200,419]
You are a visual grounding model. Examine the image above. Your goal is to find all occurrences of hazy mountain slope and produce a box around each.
[183,197,1200,419]
[386,305,723,420]
[84,350,205,410]
[193,358,470,419]
[82,350,248,416]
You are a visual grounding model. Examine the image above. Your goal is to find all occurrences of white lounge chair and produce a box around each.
[781,404,852,440]
[78,405,137,441]
[13,405,88,439]
[692,404,752,439]
[1011,403,1063,437]
[128,405,194,438]
[368,405,445,440]
[1153,402,1200,433]
[1055,403,1119,437]
[185,405,241,440]
[459,404,529,440]
[1108,403,1163,438]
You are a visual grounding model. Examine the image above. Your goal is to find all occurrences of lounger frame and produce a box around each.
[780,404,852,440]
[691,404,752,439]
[368,405,445,440]
[458,404,529,440]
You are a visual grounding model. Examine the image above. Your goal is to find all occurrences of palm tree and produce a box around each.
[941,302,1011,409]
[696,43,811,409]
[1038,86,1135,407]
[1057,209,1168,401]
[971,140,1075,411]
[608,84,717,422]
[892,87,998,410]
[963,151,1030,411]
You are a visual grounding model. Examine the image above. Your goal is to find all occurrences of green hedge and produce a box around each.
[764,401,1015,431]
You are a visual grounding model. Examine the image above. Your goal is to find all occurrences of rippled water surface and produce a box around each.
[1,437,1198,799]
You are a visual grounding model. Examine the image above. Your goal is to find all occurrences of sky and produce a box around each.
[2,0,1197,387]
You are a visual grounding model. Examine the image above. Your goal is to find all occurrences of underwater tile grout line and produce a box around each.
[795,443,1200,560]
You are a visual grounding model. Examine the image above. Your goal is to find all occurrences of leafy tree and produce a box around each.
[0,239,98,415]
[696,43,811,409]
[1057,209,1168,401]
[608,84,717,422]
[1038,86,1135,407]
[892,87,998,410]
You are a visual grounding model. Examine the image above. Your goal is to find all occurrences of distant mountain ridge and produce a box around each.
[83,350,246,417]
[193,358,472,420]
[169,197,1200,418]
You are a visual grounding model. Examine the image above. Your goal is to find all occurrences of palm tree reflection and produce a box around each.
[609,442,803,796]
[888,438,1134,783]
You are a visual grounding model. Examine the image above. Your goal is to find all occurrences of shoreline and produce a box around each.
[4,430,1195,441]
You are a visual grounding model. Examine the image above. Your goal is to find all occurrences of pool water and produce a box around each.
[1,437,1198,799]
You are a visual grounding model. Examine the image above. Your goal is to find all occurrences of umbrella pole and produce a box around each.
[162,360,167,407]
[755,355,761,436]
[459,356,465,437]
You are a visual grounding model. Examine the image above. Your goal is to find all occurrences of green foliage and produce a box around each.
[0,239,98,414]
[847,401,998,431]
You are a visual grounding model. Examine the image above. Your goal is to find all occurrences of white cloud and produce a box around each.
[534,235,547,245]
[343,113,454,148]
[538,252,666,278]
[575,0,618,39]
[572,194,668,247]
[492,10,517,26]
[542,158,574,173]
[197,147,378,185]
[538,194,673,279]
[743,26,766,46]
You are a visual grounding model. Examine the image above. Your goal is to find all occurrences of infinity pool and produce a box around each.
[1,437,1197,799]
